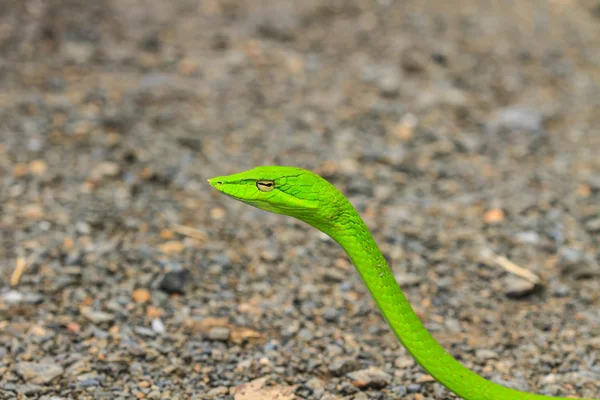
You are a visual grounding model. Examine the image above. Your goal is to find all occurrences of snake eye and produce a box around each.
[256,180,275,192]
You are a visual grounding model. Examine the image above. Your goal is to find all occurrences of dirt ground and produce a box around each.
[0,0,599,399]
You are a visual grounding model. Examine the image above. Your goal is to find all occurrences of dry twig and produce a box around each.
[480,248,541,285]
[171,224,208,241]
[10,249,44,287]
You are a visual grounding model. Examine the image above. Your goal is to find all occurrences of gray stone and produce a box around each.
[407,383,422,393]
[558,247,600,278]
[377,69,401,97]
[151,318,166,334]
[134,326,156,337]
[15,383,45,395]
[81,307,115,323]
[322,269,346,283]
[347,366,392,389]
[585,217,600,232]
[305,377,325,397]
[208,326,230,341]
[514,231,541,245]
[329,357,360,377]
[395,273,423,287]
[475,349,499,360]
[487,105,543,133]
[391,385,407,396]
[322,307,340,322]
[552,284,570,297]
[158,270,190,294]
[15,362,64,384]
[504,276,536,298]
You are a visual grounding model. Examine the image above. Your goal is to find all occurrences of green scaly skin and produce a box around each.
[208,166,598,400]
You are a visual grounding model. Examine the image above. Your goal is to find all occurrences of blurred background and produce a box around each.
[0,0,599,399]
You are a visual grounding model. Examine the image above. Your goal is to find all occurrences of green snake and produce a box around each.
[208,166,597,400]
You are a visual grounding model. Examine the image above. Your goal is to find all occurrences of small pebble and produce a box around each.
[81,307,115,323]
[15,362,64,384]
[395,273,423,287]
[322,269,346,283]
[151,318,166,334]
[476,349,499,360]
[347,366,392,389]
[407,383,422,393]
[322,307,340,322]
[504,276,537,298]
[132,288,151,303]
[208,326,231,341]
[305,377,325,397]
[158,270,190,294]
[329,357,360,377]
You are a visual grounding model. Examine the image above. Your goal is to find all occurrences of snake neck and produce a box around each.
[308,197,390,283]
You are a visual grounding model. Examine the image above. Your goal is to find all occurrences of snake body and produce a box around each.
[208,166,597,400]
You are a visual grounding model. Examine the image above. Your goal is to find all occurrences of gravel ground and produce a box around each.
[1,1,599,399]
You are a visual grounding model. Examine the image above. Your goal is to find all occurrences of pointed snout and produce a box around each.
[207,176,224,189]
[207,173,244,198]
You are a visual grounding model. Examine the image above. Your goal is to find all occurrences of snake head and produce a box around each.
[208,166,325,219]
